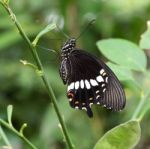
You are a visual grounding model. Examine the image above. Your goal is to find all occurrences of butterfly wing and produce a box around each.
[61,49,126,117]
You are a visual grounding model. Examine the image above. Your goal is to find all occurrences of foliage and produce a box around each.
[94,120,141,149]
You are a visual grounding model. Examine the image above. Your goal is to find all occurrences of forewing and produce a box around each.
[67,49,126,117]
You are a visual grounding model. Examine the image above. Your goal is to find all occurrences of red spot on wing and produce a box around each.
[67,90,74,98]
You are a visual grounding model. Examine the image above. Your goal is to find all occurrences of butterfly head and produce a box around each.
[61,38,76,58]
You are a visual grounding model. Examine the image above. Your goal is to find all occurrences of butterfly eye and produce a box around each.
[70,38,76,44]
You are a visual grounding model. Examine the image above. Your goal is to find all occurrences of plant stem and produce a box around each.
[131,90,150,121]
[0,119,38,149]
[0,125,12,147]
[0,1,73,149]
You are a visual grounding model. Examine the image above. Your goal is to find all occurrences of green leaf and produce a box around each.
[106,62,142,89]
[7,105,13,127]
[106,62,134,81]
[32,23,56,46]
[96,39,147,71]
[139,21,150,50]
[94,120,141,149]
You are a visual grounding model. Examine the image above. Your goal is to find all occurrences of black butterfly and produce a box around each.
[60,38,126,117]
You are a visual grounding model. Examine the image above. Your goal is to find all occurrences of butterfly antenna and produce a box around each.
[56,24,70,39]
[36,44,60,61]
[76,19,96,40]
[36,44,56,53]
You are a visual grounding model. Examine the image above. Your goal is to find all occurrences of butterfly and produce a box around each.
[59,38,126,118]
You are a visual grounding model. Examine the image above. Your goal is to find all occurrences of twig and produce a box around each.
[131,90,150,121]
[0,125,12,147]
[0,119,38,149]
[0,1,74,149]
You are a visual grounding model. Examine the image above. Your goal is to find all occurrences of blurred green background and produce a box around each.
[0,0,150,149]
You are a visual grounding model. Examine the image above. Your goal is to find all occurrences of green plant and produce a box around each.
[0,0,73,148]
[0,0,150,149]
[93,23,150,149]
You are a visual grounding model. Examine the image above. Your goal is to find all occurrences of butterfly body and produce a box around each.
[60,38,126,117]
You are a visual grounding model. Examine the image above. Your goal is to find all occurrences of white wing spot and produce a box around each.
[67,82,74,91]
[101,83,105,87]
[96,90,100,94]
[89,103,93,107]
[105,77,108,83]
[69,98,72,102]
[80,80,84,89]
[89,98,93,100]
[75,106,79,109]
[75,101,79,104]
[100,69,105,75]
[85,80,91,89]
[75,81,80,89]
[82,107,87,111]
[90,79,98,86]
[96,95,100,99]
[96,75,104,82]
[102,72,107,76]
[103,88,106,92]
